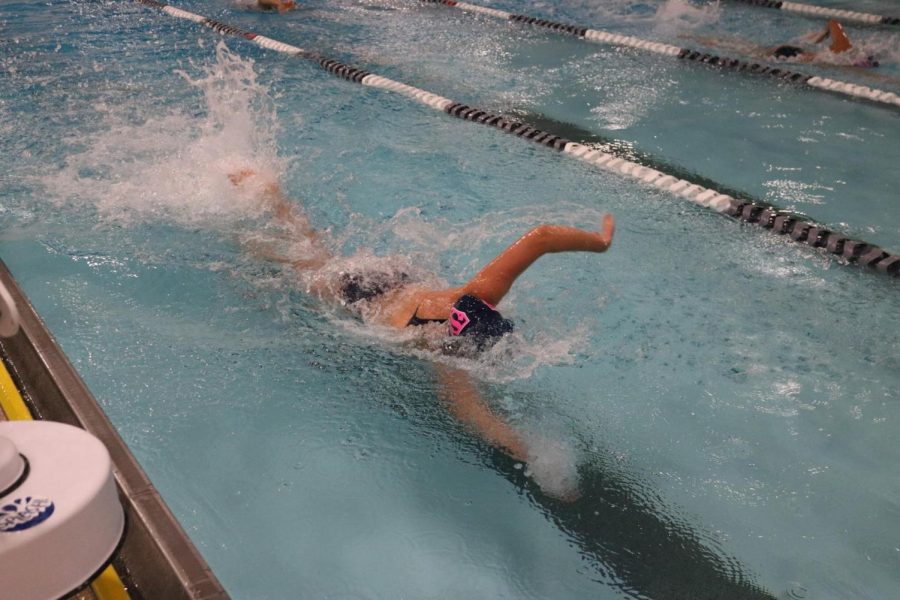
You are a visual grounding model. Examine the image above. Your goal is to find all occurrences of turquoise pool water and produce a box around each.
[2,0,898,598]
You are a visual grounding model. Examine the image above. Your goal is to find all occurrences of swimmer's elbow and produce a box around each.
[526,224,558,253]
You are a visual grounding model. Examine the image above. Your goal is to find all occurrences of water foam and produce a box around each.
[523,434,580,499]
[654,0,722,34]
[42,42,283,228]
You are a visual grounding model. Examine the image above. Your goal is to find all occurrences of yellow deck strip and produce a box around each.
[90,564,131,600]
[0,360,32,421]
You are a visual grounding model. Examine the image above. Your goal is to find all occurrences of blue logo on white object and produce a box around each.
[0,496,55,532]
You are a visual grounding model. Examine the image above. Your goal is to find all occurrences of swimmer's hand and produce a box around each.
[597,214,615,251]
[228,168,281,196]
[228,169,257,186]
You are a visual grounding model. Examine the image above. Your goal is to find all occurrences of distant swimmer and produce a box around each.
[257,0,295,12]
[229,168,615,497]
[683,19,879,68]
[769,19,878,68]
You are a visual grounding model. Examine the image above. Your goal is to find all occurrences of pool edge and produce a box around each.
[0,259,229,600]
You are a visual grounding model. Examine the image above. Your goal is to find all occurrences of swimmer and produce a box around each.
[256,0,295,12]
[231,168,614,496]
[229,169,614,344]
[683,19,879,68]
[769,20,878,68]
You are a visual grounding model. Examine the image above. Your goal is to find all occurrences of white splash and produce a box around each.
[654,0,721,33]
[525,435,580,499]
[42,42,283,227]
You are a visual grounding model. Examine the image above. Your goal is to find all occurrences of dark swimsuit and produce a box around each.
[407,312,446,327]
[338,271,410,305]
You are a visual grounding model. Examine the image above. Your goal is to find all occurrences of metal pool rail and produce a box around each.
[129,0,899,276]
[417,0,900,109]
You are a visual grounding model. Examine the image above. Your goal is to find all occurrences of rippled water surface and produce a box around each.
[1,1,898,598]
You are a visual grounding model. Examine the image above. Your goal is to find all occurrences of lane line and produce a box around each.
[127,0,900,275]
[727,0,899,26]
[419,0,900,109]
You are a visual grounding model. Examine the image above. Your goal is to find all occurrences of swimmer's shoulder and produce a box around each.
[372,286,461,329]
[367,285,428,329]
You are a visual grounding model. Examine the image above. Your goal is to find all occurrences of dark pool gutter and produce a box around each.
[0,259,228,600]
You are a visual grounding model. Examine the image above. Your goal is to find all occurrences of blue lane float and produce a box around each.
[130,0,899,276]
[419,0,900,109]
[726,0,900,27]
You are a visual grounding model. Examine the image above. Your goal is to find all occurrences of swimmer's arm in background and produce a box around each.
[809,26,830,45]
[433,364,528,462]
[229,170,317,236]
[264,185,321,242]
[810,20,852,53]
[229,169,332,269]
[462,215,615,307]
[239,237,330,270]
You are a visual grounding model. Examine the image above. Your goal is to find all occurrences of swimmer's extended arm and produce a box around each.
[229,170,316,235]
[434,365,581,502]
[396,216,615,324]
[434,364,528,462]
[229,169,332,269]
[462,215,615,306]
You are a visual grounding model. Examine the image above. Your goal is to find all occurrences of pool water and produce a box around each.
[1,0,898,598]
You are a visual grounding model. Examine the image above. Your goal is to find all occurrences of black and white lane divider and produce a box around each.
[418,0,900,109]
[131,0,899,276]
[726,0,899,26]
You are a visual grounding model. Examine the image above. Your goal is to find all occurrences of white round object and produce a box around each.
[0,421,125,600]
[0,435,26,494]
